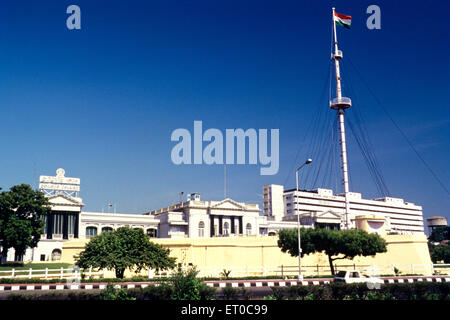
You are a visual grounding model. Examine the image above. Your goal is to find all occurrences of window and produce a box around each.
[223,222,229,235]
[102,227,113,233]
[40,254,46,261]
[53,213,64,235]
[68,213,77,235]
[51,249,62,261]
[198,221,205,237]
[246,223,252,236]
[86,226,97,238]
[147,228,157,238]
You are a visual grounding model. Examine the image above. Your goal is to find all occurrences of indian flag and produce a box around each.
[334,12,351,29]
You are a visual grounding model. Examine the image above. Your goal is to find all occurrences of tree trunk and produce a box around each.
[328,255,335,276]
[115,268,125,279]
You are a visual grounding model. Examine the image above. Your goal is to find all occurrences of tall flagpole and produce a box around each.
[224,164,227,199]
[331,7,352,229]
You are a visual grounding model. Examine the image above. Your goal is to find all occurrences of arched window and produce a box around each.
[147,228,158,238]
[198,221,205,237]
[268,231,277,236]
[246,223,252,236]
[101,227,113,233]
[224,222,230,235]
[86,226,97,238]
[51,249,62,261]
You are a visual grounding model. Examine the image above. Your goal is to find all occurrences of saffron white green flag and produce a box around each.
[334,12,351,29]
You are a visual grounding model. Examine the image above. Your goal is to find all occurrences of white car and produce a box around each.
[334,270,384,286]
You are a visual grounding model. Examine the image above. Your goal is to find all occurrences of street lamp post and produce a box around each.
[295,158,312,281]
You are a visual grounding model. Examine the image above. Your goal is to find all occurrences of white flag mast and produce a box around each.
[330,7,352,229]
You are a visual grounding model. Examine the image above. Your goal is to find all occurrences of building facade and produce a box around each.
[263,184,425,234]
[2,169,426,263]
[148,198,265,238]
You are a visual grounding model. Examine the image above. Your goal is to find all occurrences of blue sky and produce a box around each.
[0,0,449,222]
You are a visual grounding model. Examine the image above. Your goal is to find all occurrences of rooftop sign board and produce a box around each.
[39,168,80,195]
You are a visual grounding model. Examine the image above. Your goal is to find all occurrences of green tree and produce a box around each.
[75,226,176,278]
[0,184,49,262]
[429,244,450,263]
[277,228,387,275]
[429,226,449,243]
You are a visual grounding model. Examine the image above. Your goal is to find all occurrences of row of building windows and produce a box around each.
[197,221,252,237]
[85,226,158,238]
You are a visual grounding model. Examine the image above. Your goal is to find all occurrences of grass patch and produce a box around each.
[0,263,72,271]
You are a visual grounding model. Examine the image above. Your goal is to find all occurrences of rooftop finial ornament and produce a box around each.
[56,168,66,177]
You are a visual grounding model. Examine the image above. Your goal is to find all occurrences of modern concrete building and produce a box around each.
[263,184,425,234]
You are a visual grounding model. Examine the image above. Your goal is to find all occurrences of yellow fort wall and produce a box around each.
[61,234,434,277]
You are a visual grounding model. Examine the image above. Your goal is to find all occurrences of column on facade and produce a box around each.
[210,215,214,237]
[238,216,243,234]
[231,216,235,234]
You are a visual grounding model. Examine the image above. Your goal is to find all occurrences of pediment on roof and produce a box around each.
[48,194,85,207]
[210,198,246,210]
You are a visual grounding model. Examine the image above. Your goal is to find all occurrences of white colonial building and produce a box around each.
[2,169,426,262]
[148,197,264,238]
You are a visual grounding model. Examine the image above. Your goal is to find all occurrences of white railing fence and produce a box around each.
[0,267,104,280]
[0,263,448,280]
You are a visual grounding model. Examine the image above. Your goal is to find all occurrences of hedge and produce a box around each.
[5,282,450,300]
[0,274,334,285]
[6,284,217,301]
[270,282,450,300]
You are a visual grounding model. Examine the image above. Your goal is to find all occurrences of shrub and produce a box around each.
[67,291,102,300]
[303,293,315,300]
[220,269,232,279]
[364,291,380,300]
[221,286,240,300]
[100,284,136,301]
[293,285,310,300]
[239,287,252,300]
[169,267,204,300]
[128,284,173,300]
[271,287,286,300]
[7,291,102,300]
[199,285,217,300]
[271,282,450,300]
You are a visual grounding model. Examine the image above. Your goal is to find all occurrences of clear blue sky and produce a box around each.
[0,0,449,222]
